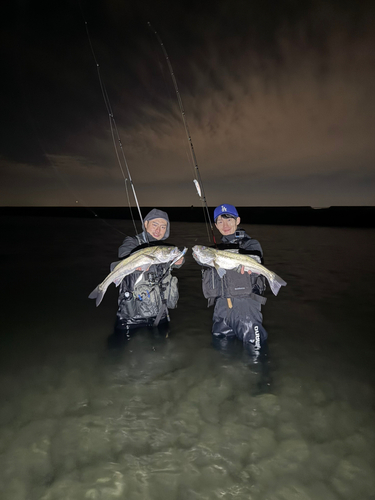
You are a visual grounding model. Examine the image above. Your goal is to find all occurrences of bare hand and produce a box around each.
[240,265,252,275]
[174,257,184,266]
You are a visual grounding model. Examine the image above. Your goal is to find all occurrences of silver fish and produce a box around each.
[89,246,187,306]
[192,245,286,296]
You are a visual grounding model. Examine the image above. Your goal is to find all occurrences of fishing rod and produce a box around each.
[147,22,216,244]
[83,19,149,242]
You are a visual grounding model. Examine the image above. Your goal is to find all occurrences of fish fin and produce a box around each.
[215,265,226,278]
[113,277,123,287]
[269,274,287,296]
[134,272,145,286]
[88,286,105,307]
[110,260,121,272]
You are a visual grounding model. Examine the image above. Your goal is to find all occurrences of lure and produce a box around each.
[193,179,202,198]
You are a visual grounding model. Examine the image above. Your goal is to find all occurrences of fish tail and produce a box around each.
[88,286,105,307]
[269,274,287,296]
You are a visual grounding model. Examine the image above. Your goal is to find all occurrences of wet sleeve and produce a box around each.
[240,238,264,263]
[118,236,138,258]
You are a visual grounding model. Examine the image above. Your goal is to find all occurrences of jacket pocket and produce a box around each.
[201,268,222,300]
[165,275,179,309]
[224,270,253,296]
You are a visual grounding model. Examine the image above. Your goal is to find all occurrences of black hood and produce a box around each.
[142,208,170,240]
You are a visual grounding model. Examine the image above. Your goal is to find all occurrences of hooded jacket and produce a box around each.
[201,228,266,305]
[115,209,181,326]
[118,208,170,258]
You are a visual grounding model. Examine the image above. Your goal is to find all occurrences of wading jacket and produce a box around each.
[201,229,267,307]
[115,231,182,326]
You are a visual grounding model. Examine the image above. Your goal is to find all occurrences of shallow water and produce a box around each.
[0,216,374,500]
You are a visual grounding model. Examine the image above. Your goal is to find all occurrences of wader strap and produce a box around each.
[153,303,169,326]
[250,293,267,305]
[153,266,170,327]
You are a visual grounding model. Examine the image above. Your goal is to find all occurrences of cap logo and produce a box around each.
[221,205,227,212]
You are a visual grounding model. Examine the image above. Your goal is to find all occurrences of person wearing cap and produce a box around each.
[113,209,184,335]
[201,204,269,369]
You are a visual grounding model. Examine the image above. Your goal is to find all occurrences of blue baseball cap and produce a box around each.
[214,204,239,221]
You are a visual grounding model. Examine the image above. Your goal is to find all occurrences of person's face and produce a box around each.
[215,215,240,236]
[144,218,168,240]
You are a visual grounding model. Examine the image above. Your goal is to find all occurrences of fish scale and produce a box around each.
[89,246,187,306]
[192,245,286,296]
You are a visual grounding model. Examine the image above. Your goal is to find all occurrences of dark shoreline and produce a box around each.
[0,206,374,228]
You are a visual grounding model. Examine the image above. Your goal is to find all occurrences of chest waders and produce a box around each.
[201,264,267,306]
[153,266,170,327]
[200,241,268,366]
[117,264,179,328]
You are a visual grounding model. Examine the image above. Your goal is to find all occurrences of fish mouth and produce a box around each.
[192,251,205,263]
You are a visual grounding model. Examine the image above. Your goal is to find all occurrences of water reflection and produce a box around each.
[0,217,374,499]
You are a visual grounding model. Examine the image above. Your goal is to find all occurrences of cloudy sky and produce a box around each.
[1,0,374,207]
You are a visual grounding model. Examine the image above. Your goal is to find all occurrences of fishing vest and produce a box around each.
[201,241,267,307]
[118,264,179,322]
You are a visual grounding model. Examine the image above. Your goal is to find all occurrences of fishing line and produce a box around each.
[152,42,195,186]
[83,18,148,241]
[147,22,216,245]
[17,83,125,232]
[47,151,126,236]
[28,130,127,236]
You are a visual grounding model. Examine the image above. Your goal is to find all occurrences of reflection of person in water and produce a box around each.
[200,204,270,390]
[108,209,184,348]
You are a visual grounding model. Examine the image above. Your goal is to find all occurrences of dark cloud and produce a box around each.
[0,0,374,206]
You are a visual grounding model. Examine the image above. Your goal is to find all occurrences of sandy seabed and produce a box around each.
[0,216,374,500]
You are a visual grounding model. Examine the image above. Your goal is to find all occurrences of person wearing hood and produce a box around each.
[200,204,269,373]
[114,209,184,334]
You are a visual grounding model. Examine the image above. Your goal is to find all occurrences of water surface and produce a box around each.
[0,216,374,499]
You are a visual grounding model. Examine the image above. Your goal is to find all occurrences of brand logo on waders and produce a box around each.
[254,325,261,350]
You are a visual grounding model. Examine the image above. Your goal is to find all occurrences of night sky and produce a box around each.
[1,0,374,207]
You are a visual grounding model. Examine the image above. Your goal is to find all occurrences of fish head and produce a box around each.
[153,245,186,263]
[192,245,216,266]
